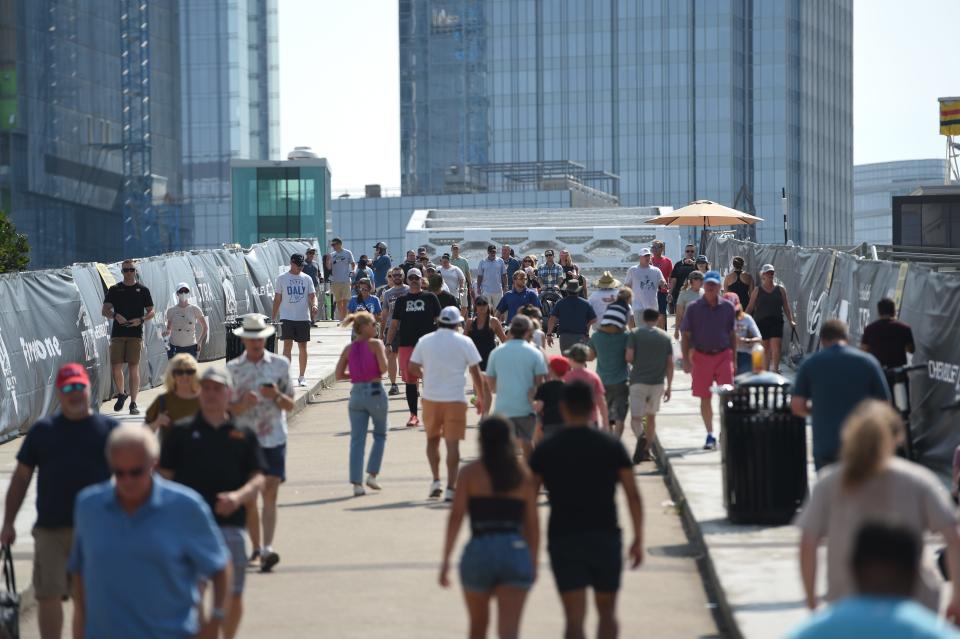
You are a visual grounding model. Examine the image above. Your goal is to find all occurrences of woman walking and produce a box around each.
[724,292,761,375]
[440,416,539,639]
[144,353,200,442]
[796,400,960,615]
[745,264,796,373]
[465,296,507,371]
[723,256,755,309]
[334,311,389,496]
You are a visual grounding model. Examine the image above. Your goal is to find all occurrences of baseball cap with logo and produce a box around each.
[438,306,463,327]
[703,270,723,285]
[56,363,89,389]
[638,247,652,257]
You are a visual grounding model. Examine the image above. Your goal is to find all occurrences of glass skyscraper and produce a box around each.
[854,160,949,244]
[180,0,279,249]
[400,0,853,246]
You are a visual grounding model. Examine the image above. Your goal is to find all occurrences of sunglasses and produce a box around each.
[408,275,421,280]
[177,289,189,294]
[392,274,403,278]
[685,250,695,254]
[122,268,136,273]
[360,288,371,293]
[173,369,196,377]
[113,466,148,479]
[59,383,87,393]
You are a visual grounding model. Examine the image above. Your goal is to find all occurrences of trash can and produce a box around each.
[719,372,808,525]
[224,319,281,362]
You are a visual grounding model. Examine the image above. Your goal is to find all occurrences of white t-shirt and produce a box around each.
[439,264,465,294]
[587,287,620,321]
[166,304,204,347]
[275,272,316,321]
[409,328,483,403]
[624,265,666,312]
[476,257,506,295]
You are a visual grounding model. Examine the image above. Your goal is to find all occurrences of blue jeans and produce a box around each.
[735,351,752,375]
[167,344,198,359]
[348,382,389,484]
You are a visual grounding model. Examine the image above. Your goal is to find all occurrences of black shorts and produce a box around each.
[549,531,622,593]
[756,316,784,340]
[657,291,668,315]
[280,320,311,343]
[262,444,287,481]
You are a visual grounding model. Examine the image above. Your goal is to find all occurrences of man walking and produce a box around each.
[329,237,356,320]
[428,273,460,310]
[502,244,521,281]
[102,258,155,415]
[409,307,486,501]
[588,271,621,321]
[650,240,673,330]
[302,248,323,322]
[860,297,915,370]
[385,268,442,427]
[69,425,230,638]
[371,242,392,290]
[668,244,698,314]
[588,307,631,438]
[496,270,541,322]
[1,364,116,639]
[227,314,294,572]
[537,249,564,290]
[485,315,548,458]
[476,244,508,309]
[272,253,318,387]
[623,248,666,329]
[792,319,890,470]
[547,279,597,352]
[625,309,674,463]
[529,380,644,639]
[160,366,266,639]
[438,253,467,311]
[449,243,473,310]
[679,270,736,451]
[163,282,207,359]
[380,267,409,396]
[400,250,418,276]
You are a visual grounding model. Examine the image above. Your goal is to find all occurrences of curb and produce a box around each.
[653,436,743,639]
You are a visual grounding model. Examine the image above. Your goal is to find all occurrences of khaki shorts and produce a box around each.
[109,337,142,365]
[630,383,664,417]
[331,282,352,302]
[422,399,467,440]
[33,527,73,599]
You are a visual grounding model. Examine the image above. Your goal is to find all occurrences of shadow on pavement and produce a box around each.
[346,499,449,513]
[278,495,356,508]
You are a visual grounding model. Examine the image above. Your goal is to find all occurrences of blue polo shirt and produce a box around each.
[787,596,960,639]
[793,344,890,461]
[69,476,229,638]
[551,295,597,336]
[496,287,541,321]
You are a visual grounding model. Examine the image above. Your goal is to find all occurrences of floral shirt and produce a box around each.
[226,350,291,448]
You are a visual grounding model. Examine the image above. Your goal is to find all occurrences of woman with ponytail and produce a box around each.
[334,311,388,496]
[440,417,538,639]
[796,400,960,616]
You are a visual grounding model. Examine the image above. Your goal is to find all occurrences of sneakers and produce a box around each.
[248,549,261,567]
[113,393,128,412]
[298,376,306,387]
[703,434,717,451]
[429,480,442,499]
[443,487,455,503]
[406,414,420,428]
[128,402,139,416]
[389,384,400,396]
[353,484,366,497]
[260,549,280,573]
[365,475,381,491]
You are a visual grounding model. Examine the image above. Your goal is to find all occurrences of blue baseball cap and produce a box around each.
[703,270,722,284]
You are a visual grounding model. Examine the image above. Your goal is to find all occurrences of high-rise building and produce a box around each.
[180,0,279,249]
[854,160,950,245]
[0,0,183,268]
[399,0,853,246]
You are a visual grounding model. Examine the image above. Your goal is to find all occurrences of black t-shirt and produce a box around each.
[392,291,441,347]
[669,261,696,297]
[105,282,154,338]
[534,380,564,428]
[435,290,460,309]
[159,415,267,527]
[16,413,117,527]
[400,260,418,275]
[861,318,914,369]
[529,426,631,539]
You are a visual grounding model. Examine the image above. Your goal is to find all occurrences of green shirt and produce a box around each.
[587,330,629,385]
[450,257,471,281]
[627,326,673,385]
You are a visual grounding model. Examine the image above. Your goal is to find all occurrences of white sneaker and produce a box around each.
[366,475,381,490]
[353,484,365,497]
[298,376,306,387]
[443,487,455,503]
[429,480,442,499]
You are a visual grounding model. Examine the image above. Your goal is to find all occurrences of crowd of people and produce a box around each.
[1,234,954,639]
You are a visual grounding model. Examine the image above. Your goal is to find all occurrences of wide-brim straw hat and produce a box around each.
[233,313,276,339]
[596,271,621,289]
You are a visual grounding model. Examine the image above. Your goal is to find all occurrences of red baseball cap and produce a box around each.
[56,363,89,389]
[722,292,742,310]
[548,355,571,377]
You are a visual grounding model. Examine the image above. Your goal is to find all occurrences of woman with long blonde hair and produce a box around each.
[145,353,200,440]
[795,400,960,615]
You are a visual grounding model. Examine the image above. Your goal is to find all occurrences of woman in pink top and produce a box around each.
[562,343,608,428]
[335,311,389,496]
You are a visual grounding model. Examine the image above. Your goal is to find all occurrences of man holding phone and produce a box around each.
[102,259,155,415]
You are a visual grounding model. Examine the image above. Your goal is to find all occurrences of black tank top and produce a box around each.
[754,285,784,320]
[468,316,497,365]
[469,497,524,536]
[728,271,751,309]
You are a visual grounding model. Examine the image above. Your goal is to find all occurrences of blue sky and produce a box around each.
[278,0,960,194]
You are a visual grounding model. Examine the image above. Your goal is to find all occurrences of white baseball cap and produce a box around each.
[761,264,776,274]
[438,306,463,327]
[406,267,423,280]
[175,282,190,293]
[638,247,652,257]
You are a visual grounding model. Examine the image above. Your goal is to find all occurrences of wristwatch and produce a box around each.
[211,607,226,621]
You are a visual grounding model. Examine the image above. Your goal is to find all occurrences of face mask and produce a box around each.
[177,293,189,303]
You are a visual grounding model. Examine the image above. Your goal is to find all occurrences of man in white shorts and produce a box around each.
[624,308,673,465]
[623,248,666,328]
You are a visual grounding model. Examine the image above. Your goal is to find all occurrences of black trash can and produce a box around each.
[719,372,808,525]
[224,319,281,362]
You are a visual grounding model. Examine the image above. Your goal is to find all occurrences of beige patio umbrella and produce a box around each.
[641,200,764,230]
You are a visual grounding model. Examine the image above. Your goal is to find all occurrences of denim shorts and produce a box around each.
[219,526,247,595]
[460,533,534,593]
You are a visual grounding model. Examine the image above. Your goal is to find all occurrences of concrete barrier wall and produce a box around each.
[0,238,317,441]
[705,235,960,479]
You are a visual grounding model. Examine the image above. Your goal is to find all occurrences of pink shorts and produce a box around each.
[398,346,420,384]
[691,349,734,398]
